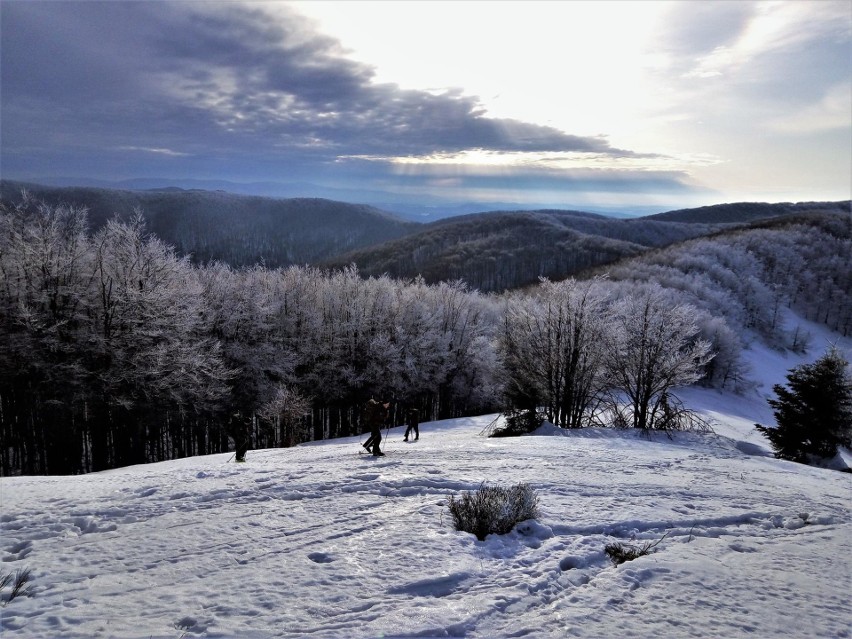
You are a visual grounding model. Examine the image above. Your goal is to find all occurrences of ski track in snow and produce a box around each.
[1,409,850,639]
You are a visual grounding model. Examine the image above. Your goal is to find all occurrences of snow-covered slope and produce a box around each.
[2,422,850,637]
[1,315,850,639]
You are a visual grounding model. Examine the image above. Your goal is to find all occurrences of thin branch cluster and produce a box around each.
[605,534,668,566]
[0,567,33,605]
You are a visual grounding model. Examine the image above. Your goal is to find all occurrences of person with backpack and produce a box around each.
[361,398,390,456]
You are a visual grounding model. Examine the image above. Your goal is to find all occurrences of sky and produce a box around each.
[1,0,850,213]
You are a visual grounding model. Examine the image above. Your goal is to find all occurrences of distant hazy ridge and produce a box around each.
[2,180,848,292]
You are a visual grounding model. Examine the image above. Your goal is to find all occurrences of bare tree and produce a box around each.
[605,285,714,430]
[257,384,312,447]
[501,277,611,428]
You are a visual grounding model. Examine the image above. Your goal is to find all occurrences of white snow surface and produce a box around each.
[2,317,851,638]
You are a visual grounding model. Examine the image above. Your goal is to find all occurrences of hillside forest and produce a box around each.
[0,191,850,475]
[2,180,848,293]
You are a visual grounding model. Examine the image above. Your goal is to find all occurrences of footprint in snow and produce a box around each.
[308,552,335,564]
[174,616,208,633]
[5,539,33,560]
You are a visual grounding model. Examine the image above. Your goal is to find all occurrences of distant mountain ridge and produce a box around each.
[2,179,848,292]
[0,180,417,267]
[9,175,667,220]
[321,209,725,292]
[642,201,850,224]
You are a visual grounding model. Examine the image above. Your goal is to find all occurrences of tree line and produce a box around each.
[1,197,848,475]
[0,197,496,475]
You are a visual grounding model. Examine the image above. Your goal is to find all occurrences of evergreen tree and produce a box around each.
[756,347,852,462]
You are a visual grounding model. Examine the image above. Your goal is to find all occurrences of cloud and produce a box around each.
[118,146,192,157]
[653,1,850,83]
[656,1,756,64]
[633,0,851,176]
[765,83,852,134]
[0,1,633,175]
[326,155,710,200]
[682,2,850,81]
[0,0,740,207]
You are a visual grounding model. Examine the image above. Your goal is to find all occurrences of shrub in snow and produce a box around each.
[756,347,852,464]
[489,408,544,437]
[1,567,33,605]
[606,393,714,436]
[447,482,540,541]
[605,534,667,566]
[633,392,715,435]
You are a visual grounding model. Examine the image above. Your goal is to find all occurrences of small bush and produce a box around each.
[654,394,715,435]
[488,408,544,437]
[605,534,667,566]
[447,482,539,541]
[608,394,714,435]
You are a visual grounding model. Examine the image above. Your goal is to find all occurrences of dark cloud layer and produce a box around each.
[1,1,689,202]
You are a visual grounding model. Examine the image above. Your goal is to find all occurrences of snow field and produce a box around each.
[1,409,850,638]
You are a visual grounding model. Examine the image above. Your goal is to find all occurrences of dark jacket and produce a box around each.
[364,399,389,434]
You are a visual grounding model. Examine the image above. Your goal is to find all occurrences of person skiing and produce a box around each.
[362,398,390,456]
[403,407,420,442]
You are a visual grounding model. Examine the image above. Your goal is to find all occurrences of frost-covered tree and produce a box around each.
[605,285,714,430]
[257,384,312,447]
[501,278,611,428]
[430,280,499,417]
[694,313,750,391]
[756,348,852,463]
[0,196,93,473]
[89,214,231,467]
[0,200,233,473]
[392,276,453,402]
[196,262,301,453]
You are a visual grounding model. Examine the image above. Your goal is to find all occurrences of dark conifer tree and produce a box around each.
[756,347,852,462]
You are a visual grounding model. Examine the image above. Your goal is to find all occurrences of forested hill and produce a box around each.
[0,180,418,267]
[580,210,852,346]
[3,180,848,292]
[2,188,850,476]
[642,200,850,224]
[321,210,723,292]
